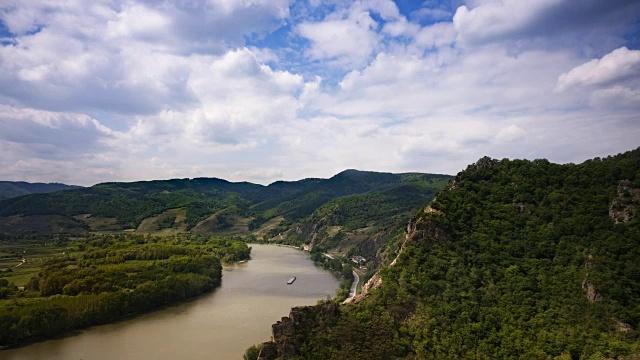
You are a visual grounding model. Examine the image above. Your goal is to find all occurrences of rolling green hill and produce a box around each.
[255,147,640,359]
[0,171,452,243]
[0,181,80,201]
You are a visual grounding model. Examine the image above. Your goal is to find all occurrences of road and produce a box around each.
[343,270,359,303]
[13,258,26,268]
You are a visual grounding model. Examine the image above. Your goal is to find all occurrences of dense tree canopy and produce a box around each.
[273,148,640,359]
[0,234,249,346]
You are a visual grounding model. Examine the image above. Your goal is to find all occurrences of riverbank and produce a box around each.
[1,244,340,360]
[0,235,250,348]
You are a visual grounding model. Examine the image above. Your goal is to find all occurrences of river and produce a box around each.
[2,244,340,360]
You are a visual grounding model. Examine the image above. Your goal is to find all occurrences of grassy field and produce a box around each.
[0,241,67,287]
[136,208,190,234]
[251,216,285,239]
[190,208,253,236]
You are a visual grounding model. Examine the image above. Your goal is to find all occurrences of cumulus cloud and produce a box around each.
[0,105,116,157]
[0,105,122,184]
[0,0,292,115]
[297,10,380,68]
[0,0,639,185]
[556,47,640,91]
[453,0,640,48]
[413,22,456,49]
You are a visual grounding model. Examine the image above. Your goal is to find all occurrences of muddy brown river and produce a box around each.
[2,244,339,360]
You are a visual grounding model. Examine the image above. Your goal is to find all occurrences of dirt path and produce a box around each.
[13,258,26,268]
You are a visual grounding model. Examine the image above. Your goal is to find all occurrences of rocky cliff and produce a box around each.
[257,302,338,360]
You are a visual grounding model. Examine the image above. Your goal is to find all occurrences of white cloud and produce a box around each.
[0,0,639,186]
[411,7,452,22]
[589,86,640,111]
[556,47,640,91]
[495,124,526,143]
[413,22,456,49]
[297,10,380,68]
[453,0,640,48]
[382,17,420,38]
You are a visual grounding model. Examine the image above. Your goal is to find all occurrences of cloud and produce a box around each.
[231,168,284,183]
[556,47,640,91]
[296,0,407,68]
[297,10,380,68]
[589,86,640,111]
[0,0,639,186]
[0,0,293,115]
[413,22,456,49]
[453,0,640,48]
[0,105,116,158]
[411,7,452,22]
[0,105,123,184]
[494,124,526,143]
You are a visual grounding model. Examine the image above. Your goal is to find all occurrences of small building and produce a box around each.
[351,256,366,264]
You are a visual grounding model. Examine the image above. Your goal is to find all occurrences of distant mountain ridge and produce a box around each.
[0,171,452,253]
[0,181,80,201]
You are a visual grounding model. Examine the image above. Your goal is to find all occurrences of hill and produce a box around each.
[0,181,80,201]
[255,147,640,359]
[0,171,451,253]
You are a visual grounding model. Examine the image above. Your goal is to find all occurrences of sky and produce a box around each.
[0,0,639,186]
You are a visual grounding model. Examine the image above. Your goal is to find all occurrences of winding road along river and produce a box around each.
[2,244,339,360]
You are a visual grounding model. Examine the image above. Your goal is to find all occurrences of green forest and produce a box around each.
[0,234,250,347]
[0,170,451,277]
[0,171,451,233]
[253,148,640,359]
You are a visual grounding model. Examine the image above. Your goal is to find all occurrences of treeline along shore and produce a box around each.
[0,234,250,347]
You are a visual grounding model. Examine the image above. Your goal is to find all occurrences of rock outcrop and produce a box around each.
[582,254,602,303]
[352,205,447,303]
[609,179,639,224]
[257,302,338,360]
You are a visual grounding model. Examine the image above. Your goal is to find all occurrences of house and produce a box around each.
[351,255,366,264]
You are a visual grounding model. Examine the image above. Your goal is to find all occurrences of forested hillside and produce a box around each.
[0,182,79,201]
[255,148,640,359]
[0,171,452,266]
[284,176,451,272]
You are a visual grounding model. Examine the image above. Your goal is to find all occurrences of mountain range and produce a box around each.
[0,170,452,263]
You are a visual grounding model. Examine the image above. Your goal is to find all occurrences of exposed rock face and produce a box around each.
[405,211,446,243]
[582,278,602,303]
[353,208,447,303]
[582,254,602,303]
[257,302,338,360]
[257,342,277,360]
[353,272,382,303]
[609,179,640,224]
[618,321,633,332]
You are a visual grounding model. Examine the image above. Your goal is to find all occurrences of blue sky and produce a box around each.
[0,0,639,185]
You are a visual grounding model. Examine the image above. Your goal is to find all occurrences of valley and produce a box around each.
[1,150,639,359]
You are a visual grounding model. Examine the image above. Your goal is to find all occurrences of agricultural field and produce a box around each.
[0,239,67,287]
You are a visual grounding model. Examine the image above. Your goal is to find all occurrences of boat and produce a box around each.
[287,277,296,285]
